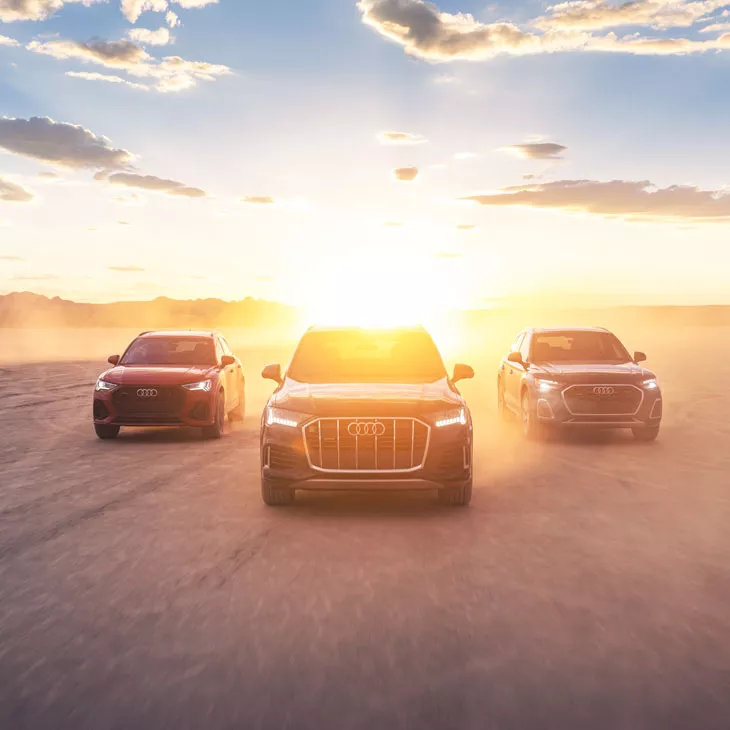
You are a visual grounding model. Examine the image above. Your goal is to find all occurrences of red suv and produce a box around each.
[93,331,245,440]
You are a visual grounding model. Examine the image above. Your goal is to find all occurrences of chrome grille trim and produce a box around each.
[561,384,644,417]
[303,417,431,474]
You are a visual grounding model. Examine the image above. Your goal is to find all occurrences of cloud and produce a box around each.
[166,10,179,26]
[0,177,35,203]
[463,179,730,222]
[28,36,230,92]
[109,265,145,272]
[121,0,168,23]
[122,0,218,23]
[359,0,730,60]
[0,35,20,46]
[66,71,150,90]
[456,224,476,230]
[378,130,427,144]
[242,196,276,204]
[38,170,60,179]
[176,0,218,8]
[701,21,730,32]
[434,252,462,259]
[535,0,728,32]
[501,142,567,159]
[0,255,25,261]
[0,116,133,170]
[394,167,419,182]
[358,0,585,61]
[0,0,100,23]
[108,172,206,197]
[28,37,151,66]
[128,27,173,45]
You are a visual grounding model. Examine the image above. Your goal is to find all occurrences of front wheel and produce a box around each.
[438,479,472,506]
[261,477,295,506]
[94,424,120,440]
[521,391,544,441]
[202,392,225,440]
[632,425,660,442]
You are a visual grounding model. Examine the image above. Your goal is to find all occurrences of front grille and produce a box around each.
[304,418,430,473]
[563,385,643,416]
[112,386,184,417]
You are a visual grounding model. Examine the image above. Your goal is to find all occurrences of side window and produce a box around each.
[510,333,524,353]
[519,333,531,362]
[214,337,225,364]
[220,337,233,357]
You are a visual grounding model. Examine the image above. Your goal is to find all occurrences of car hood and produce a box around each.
[100,365,215,386]
[532,362,655,383]
[270,378,463,417]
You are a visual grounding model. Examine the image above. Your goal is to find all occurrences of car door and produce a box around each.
[215,337,234,412]
[220,336,242,409]
[503,332,525,411]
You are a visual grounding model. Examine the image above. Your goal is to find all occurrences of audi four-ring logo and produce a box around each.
[137,388,159,398]
[347,421,386,437]
[593,386,616,396]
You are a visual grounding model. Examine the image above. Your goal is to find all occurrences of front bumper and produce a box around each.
[534,385,663,428]
[93,387,218,427]
[261,418,472,490]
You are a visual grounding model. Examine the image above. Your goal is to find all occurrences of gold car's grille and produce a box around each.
[303,418,430,473]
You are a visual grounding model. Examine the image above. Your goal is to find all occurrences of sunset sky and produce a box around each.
[1,0,730,313]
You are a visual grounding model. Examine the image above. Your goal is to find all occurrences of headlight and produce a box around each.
[266,407,302,428]
[435,408,467,428]
[182,379,213,392]
[642,378,659,390]
[536,379,560,393]
[95,379,119,392]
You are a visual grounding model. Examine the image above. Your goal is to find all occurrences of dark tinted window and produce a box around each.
[531,331,631,363]
[121,337,216,366]
[288,330,448,384]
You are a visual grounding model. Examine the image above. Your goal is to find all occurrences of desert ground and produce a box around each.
[1,319,730,729]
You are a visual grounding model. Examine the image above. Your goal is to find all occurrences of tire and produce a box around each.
[438,479,473,506]
[521,390,544,441]
[632,425,660,442]
[261,476,295,506]
[94,424,120,440]
[202,391,225,440]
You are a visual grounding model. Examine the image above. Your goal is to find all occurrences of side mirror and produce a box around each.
[453,363,474,383]
[221,355,235,367]
[507,352,523,364]
[634,351,647,363]
[108,355,120,366]
[262,363,283,384]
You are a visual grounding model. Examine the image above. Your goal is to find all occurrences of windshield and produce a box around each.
[121,337,216,366]
[288,330,448,384]
[531,331,631,364]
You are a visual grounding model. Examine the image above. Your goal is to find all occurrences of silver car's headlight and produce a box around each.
[182,379,213,392]
[536,379,560,393]
[95,379,119,392]
[266,407,304,429]
[642,378,659,390]
[434,408,467,428]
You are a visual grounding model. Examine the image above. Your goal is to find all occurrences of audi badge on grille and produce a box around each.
[347,421,386,437]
